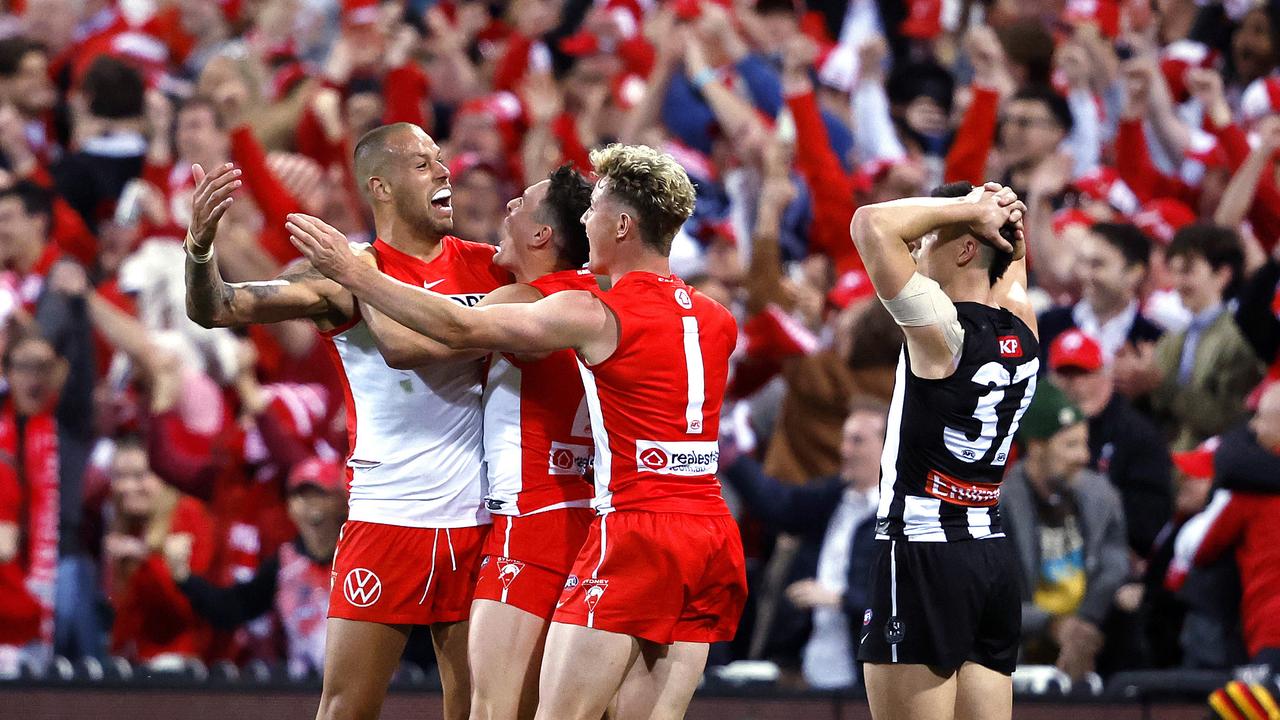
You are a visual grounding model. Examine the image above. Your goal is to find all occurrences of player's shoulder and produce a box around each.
[447,235,500,259]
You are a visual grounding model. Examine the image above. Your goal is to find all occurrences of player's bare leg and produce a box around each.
[315,619,410,720]
[863,663,958,720]
[433,620,473,720]
[953,662,1012,720]
[609,640,709,720]
[468,600,550,720]
[534,623,639,720]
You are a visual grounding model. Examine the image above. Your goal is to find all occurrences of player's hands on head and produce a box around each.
[964,183,1025,258]
[188,163,242,253]
[286,213,358,283]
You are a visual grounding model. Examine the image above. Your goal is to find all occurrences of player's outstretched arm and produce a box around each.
[185,163,347,328]
[287,214,615,358]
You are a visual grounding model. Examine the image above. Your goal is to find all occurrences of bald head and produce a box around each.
[354,123,434,198]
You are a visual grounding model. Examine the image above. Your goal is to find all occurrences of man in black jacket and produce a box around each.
[1048,328,1173,559]
[168,458,346,673]
[721,398,886,689]
[1038,222,1163,364]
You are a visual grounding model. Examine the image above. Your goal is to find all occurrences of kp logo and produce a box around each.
[498,559,525,589]
[343,568,382,608]
[998,335,1022,358]
[639,447,669,470]
[674,288,693,310]
[582,579,609,613]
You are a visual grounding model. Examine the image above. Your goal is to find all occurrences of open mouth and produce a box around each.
[431,187,452,212]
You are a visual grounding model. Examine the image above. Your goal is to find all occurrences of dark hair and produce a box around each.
[538,165,592,269]
[753,0,795,15]
[112,432,148,455]
[995,20,1055,85]
[1166,223,1245,299]
[887,61,956,115]
[82,56,146,120]
[1089,222,1151,268]
[0,180,52,222]
[928,181,1015,286]
[1009,85,1074,134]
[176,95,226,130]
[0,36,46,78]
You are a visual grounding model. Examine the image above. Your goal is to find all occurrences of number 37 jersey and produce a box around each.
[877,302,1039,542]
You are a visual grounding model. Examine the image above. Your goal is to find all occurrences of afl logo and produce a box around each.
[564,574,580,590]
[674,288,693,310]
[343,568,382,607]
[551,448,575,471]
[639,447,669,470]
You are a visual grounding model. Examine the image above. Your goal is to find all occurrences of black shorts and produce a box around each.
[856,536,1021,675]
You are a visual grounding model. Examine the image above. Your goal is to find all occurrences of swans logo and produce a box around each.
[498,559,525,589]
[343,568,382,607]
[582,579,609,614]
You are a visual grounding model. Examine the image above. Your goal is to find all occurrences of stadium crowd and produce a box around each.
[0,0,1278,696]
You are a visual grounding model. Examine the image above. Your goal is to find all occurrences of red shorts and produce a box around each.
[474,508,594,619]
[328,520,489,625]
[552,512,747,645]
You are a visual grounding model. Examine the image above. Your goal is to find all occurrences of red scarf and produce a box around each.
[0,399,59,649]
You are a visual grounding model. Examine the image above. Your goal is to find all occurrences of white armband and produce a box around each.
[880,273,965,355]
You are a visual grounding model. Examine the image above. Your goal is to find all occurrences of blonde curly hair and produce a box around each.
[589,144,696,255]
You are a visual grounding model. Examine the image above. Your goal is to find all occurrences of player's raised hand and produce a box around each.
[188,162,242,254]
[286,213,359,283]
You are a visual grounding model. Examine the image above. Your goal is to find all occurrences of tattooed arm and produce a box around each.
[185,163,350,328]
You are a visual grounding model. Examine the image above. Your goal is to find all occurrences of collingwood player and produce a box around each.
[850,181,1038,720]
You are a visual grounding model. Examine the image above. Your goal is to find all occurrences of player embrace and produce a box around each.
[850,182,1038,720]
[288,143,747,720]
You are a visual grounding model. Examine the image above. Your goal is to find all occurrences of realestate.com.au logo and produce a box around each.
[635,441,719,476]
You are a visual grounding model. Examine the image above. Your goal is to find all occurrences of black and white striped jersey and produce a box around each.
[875,302,1039,542]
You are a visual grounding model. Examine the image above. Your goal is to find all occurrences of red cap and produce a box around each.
[448,151,504,180]
[1051,208,1094,236]
[1049,329,1104,372]
[559,31,603,56]
[1062,0,1121,38]
[1072,166,1139,216]
[1172,435,1220,480]
[827,269,875,310]
[342,0,379,27]
[287,457,347,494]
[901,0,944,40]
[1132,198,1197,246]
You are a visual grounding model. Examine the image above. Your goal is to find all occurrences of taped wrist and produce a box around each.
[880,273,965,355]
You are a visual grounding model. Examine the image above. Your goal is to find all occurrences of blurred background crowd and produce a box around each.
[0,0,1279,696]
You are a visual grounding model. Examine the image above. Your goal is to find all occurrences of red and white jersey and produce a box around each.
[323,236,509,528]
[483,269,597,516]
[577,273,736,515]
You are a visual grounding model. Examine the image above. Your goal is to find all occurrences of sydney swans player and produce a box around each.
[287,144,747,720]
[185,123,505,720]
[464,166,598,719]
[850,182,1038,720]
